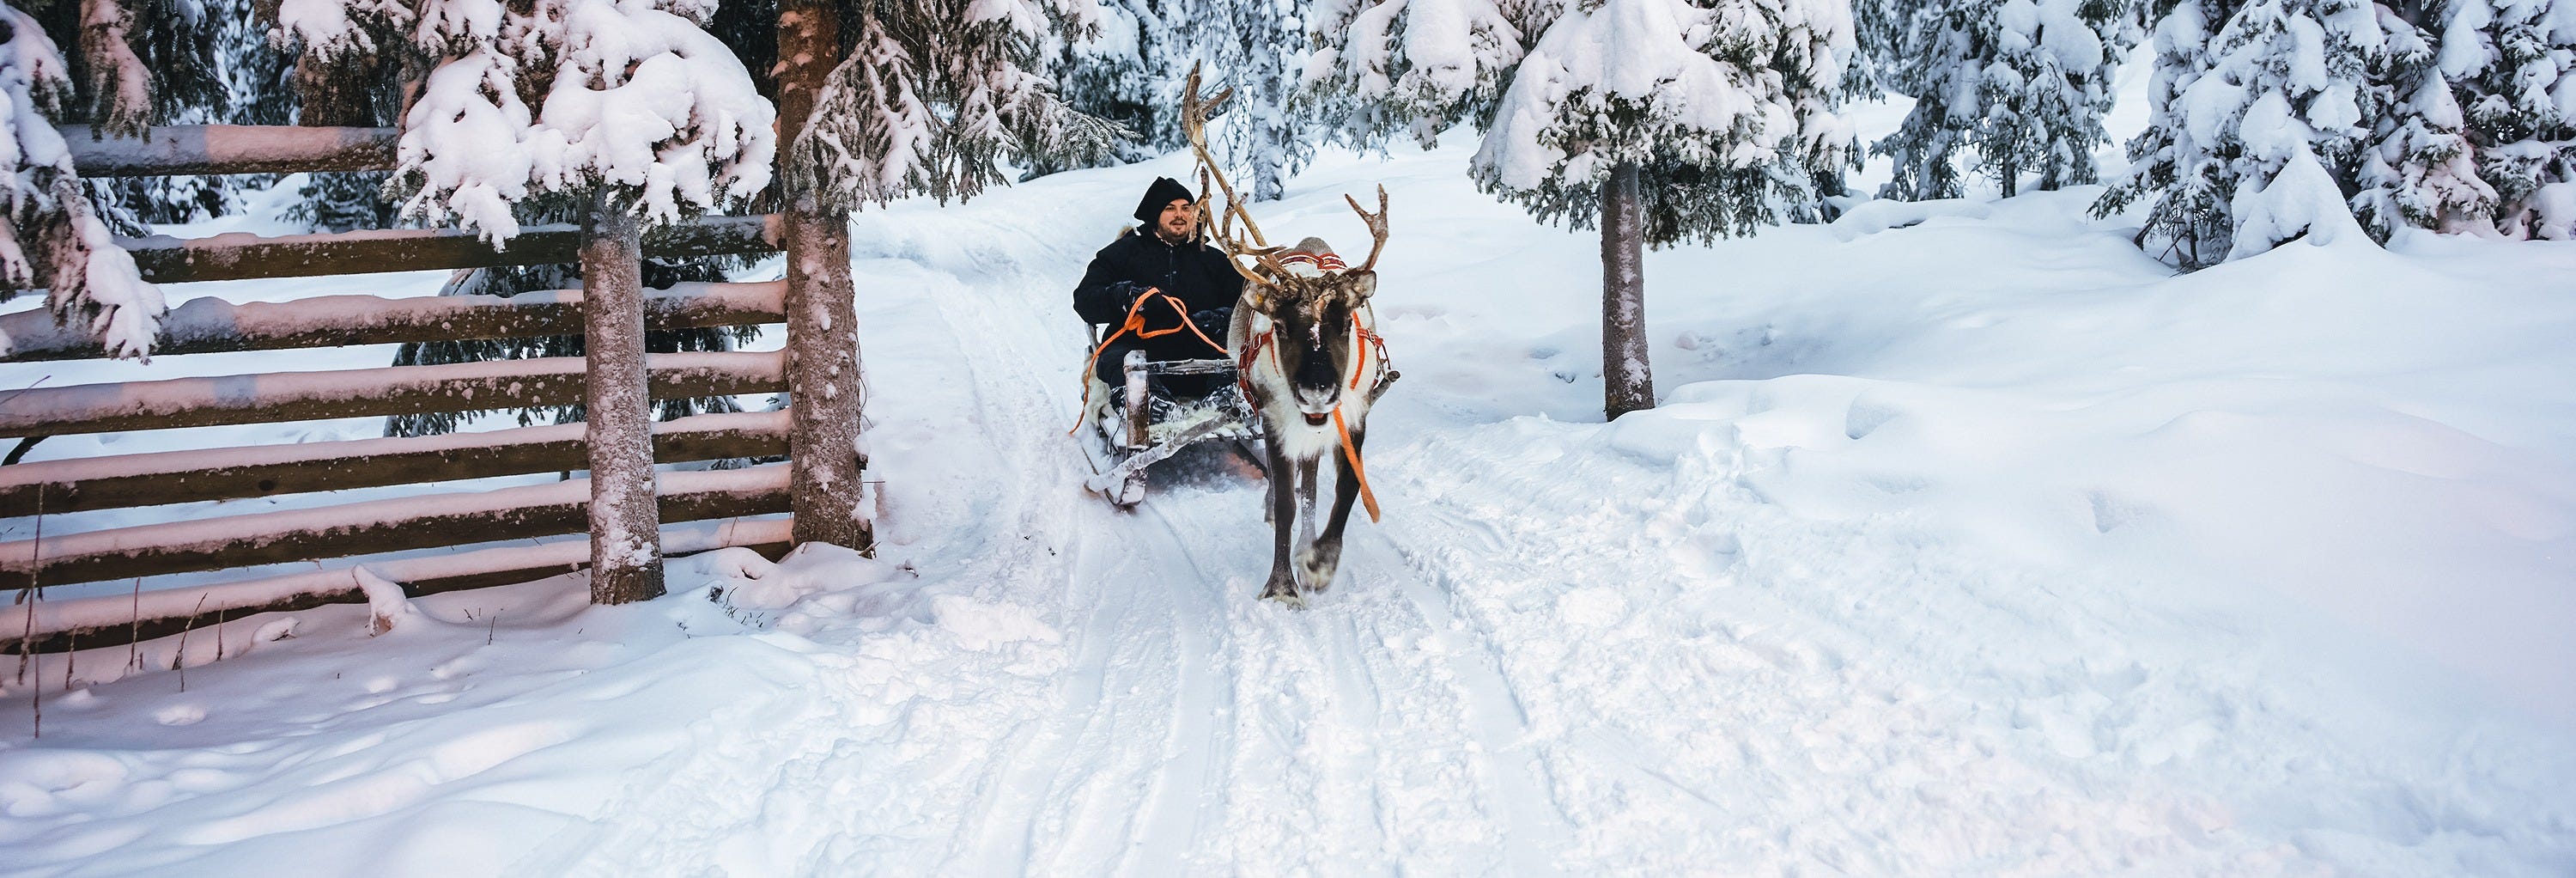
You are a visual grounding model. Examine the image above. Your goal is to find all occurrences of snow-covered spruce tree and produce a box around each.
[776,0,1110,548]
[1207,0,1318,201]
[0,4,162,360]
[2350,4,2495,237]
[2094,0,2385,267]
[784,0,1117,210]
[1037,0,1187,170]
[1472,0,1854,418]
[1304,0,1557,148]
[392,0,775,603]
[2439,0,2576,238]
[1875,0,2136,198]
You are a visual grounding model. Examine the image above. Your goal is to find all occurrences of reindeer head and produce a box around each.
[1181,65,1389,425]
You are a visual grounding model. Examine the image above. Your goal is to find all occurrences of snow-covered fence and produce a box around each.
[0,111,847,652]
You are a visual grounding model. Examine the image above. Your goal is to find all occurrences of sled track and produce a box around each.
[890,257,1573,873]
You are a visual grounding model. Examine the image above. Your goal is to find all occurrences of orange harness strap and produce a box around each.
[1171,314,1388,523]
[1338,321,1383,521]
[1070,290,1230,435]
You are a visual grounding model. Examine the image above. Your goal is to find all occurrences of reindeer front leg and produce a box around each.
[1300,425,1364,591]
[1261,438,1304,607]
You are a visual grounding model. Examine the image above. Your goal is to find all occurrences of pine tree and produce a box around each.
[82,0,282,229]
[268,0,760,437]
[2095,0,2386,266]
[1207,0,1317,201]
[2440,0,2576,238]
[1039,0,1187,170]
[1471,0,1855,418]
[1305,0,1553,149]
[2351,3,2495,236]
[784,0,1120,212]
[361,0,775,601]
[1875,0,2136,199]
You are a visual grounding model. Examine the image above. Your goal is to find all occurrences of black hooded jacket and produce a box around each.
[1072,227,1243,368]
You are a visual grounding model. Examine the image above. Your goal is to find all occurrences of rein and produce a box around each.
[1069,289,1230,435]
[1238,314,1388,522]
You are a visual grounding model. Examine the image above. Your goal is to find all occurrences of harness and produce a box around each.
[1236,310,1390,522]
[1068,288,1230,435]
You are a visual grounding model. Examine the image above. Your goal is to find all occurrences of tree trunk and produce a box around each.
[1601,162,1653,419]
[580,191,665,604]
[779,0,872,551]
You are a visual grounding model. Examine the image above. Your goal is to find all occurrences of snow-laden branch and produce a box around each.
[0,5,163,360]
[789,0,1115,212]
[393,46,531,241]
[1308,0,1537,145]
[524,0,773,224]
[392,0,772,238]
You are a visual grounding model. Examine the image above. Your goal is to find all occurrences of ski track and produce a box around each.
[841,214,1574,875]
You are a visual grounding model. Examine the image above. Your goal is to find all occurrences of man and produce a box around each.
[1072,176,1243,399]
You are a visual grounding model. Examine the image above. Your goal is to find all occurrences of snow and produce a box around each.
[2,109,2575,874]
[526,0,775,224]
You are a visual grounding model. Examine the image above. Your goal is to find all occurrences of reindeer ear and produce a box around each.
[1346,271,1377,301]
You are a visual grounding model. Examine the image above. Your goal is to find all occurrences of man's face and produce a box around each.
[1156,198,1196,240]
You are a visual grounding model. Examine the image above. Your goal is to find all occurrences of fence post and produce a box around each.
[779,0,871,551]
[580,190,666,604]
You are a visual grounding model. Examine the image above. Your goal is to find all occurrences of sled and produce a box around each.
[1078,349,1263,509]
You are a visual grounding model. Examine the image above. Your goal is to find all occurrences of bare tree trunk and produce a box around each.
[1601,161,1653,419]
[580,191,665,604]
[779,0,871,551]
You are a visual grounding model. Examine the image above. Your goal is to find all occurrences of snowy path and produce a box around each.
[841,202,1572,875]
[3,143,2575,875]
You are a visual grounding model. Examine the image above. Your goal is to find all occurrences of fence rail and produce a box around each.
[0,351,785,437]
[99,214,782,284]
[62,125,398,176]
[0,281,787,363]
[0,464,790,590]
[0,411,787,517]
[0,517,793,655]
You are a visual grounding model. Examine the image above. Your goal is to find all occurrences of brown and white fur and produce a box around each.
[1180,64,1395,607]
[1230,240,1388,606]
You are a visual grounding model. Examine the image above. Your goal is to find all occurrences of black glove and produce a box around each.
[1103,281,1148,312]
[1190,307,1232,336]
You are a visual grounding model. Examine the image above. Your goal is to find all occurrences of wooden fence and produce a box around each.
[1,5,867,655]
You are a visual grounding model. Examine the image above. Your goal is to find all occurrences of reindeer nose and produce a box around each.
[1293,353,1342,413]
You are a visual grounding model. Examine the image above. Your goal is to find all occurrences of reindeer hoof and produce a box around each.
[1297,542,1342,592]
[1261,589,1309,610]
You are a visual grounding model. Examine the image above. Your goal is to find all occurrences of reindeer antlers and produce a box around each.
[1181,64,1393,288]
[1180,64,1291,290]
[1345,185,1390,274]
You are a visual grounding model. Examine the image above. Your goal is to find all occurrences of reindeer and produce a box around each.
[1180,67,1396,607]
